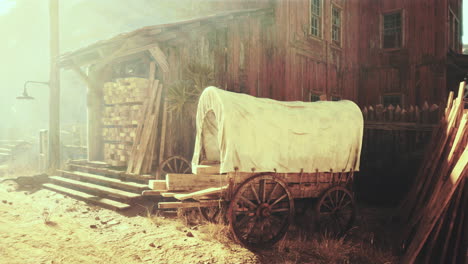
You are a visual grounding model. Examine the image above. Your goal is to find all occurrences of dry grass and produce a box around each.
[198,222,232,246]
[148,205,399,264]
[269,232,397,264]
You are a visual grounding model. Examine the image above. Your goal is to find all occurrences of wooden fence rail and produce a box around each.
[362,102,441,124]
[357,102,442,205]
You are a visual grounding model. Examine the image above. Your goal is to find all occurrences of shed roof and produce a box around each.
[59,8,272,69]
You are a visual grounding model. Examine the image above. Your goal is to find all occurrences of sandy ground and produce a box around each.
[0,172,399,264]
[0,181,259,264]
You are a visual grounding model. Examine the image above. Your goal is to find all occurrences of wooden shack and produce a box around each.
[58,0,466,173]
[59,9,277,172]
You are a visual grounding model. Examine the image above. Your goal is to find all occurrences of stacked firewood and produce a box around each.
[102,127,136,142]
[398,82,468,264]
[103,78,149,104]
[102,77,149,166]
[103,143,133,166]
[102,104,142,126]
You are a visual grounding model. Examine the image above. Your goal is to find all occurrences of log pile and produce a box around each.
[398,82,468,264]
[102,77,149,166]
[126,80,164,175]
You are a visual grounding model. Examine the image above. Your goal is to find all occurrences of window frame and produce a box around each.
[381,93,404,108]
[310,92,321,102]
[381,9,405,50]
[309,0,323,39]
[449,7,461,53]
[331,95,341,101]
[331,4,343,47]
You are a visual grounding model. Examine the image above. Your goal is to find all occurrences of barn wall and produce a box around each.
[357,0,462,107]
[158,12,276,162]
[272,0,361,102]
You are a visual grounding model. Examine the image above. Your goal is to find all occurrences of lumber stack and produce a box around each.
[102,104,142,126]
[103,78,149,104]
[126,80,163,175]
[398,82,468,264]
[102,77,149,166]
[103,143,133,166]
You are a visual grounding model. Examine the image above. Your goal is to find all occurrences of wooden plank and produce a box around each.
[173,186,227,200]
[149,44,170,73]
[127,79,159,173]
[401,148,468,264]
[43,183,131,210]
[166,173,228,191]
[148,180,167,190]
[49,176,141,199]
[364,122,437,131]
[144,84,164,173]
[157,100,168,177]
[158,200,224,209]
[134,82,163,174]
[142,190,163,196]
[60,170,149,193]
[195,164,221,174]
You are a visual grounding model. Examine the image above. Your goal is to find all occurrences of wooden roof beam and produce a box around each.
[71,62,91,88]
[148,44,169,73]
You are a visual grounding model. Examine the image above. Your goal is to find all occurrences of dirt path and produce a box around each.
[0,183,258,264]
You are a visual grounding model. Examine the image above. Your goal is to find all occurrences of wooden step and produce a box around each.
[49,176,141,200]
[0,148,12,153]
[68,164,152,183]
[60,170,149,193]
[43,183,131,210]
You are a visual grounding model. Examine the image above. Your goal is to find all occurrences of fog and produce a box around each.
[0,0,220,141]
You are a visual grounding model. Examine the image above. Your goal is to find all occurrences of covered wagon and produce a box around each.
[157,86,364,248]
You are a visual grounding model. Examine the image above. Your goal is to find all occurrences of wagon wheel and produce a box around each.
[228,174,294,249]
[315,186,356,236]
[158,156,191,179]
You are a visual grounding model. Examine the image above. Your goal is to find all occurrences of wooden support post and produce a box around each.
[87,65,109,162]
[48,0,60,172]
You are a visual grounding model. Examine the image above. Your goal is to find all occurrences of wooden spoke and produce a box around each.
[267,183,279,203]
[260,179,266,203]
[236,215,256,229]
[271,208,289,213]
[239,195,258,209]
[270,193,288,207]
[315,186,356,236]
[228,174,294,249]
[250,183,261,205]
[158,156,191,178]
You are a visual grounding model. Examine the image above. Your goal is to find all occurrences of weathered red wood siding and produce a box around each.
[272,0,361,102]
[358,0,462,107]
[157,11,276,161]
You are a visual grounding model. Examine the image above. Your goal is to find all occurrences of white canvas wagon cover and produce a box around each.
[192,87,364,174]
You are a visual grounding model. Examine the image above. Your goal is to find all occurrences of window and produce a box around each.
[449,9,461,52]
[331,6,342,46]
[383,12,402,49]
[310,0,322,38]
[382,94,402,107]
[331,96,341,101]
[310,93,321,102]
